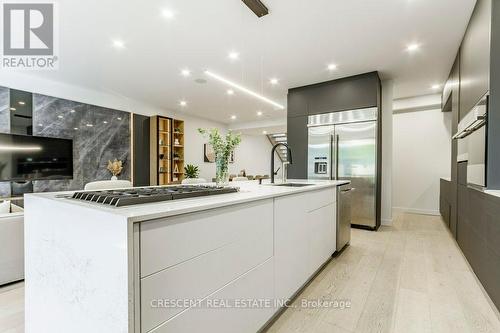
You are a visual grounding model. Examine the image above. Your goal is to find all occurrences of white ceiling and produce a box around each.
[31,0,475,125]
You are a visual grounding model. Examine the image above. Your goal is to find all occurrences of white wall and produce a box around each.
[181,114,222,181]
[392,96,452,215]
[230,135,275,178]
[381,80,394,225]
[181,115,274,181]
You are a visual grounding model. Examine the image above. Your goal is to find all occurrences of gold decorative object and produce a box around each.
[107,159,123,179]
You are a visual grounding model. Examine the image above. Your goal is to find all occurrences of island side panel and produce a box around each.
[24,196,132,333]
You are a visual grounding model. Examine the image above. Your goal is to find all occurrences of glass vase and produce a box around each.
[215,154,229,187]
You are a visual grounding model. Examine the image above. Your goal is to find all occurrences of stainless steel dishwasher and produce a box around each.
[336,184,352,252]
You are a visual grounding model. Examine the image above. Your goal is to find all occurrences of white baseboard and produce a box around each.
[392,207,440,216]
[381,218,393,226]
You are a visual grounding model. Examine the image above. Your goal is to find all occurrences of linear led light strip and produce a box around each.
[0,145,42,151]
[204,70,285,110]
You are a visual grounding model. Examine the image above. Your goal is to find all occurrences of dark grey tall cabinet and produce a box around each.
[286,72,382,229]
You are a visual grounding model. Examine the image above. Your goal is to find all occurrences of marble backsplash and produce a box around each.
[32,94,131,192]
[0,86,9,133]
[0,87,10,197]
[0,87,131,196]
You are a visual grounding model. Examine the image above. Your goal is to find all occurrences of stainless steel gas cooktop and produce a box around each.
[70,185,239,207]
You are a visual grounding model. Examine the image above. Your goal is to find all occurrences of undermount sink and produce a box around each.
[272,183,314,187]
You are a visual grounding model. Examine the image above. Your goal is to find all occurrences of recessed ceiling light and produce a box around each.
[86,124,93,127]
[180,100,187,106]
[262,130,267,134]
[9,107,16,111]
[57,115,63,119]
[228,51,239,60]
[161,9,175,19]
[181,69,191,77]
[18,101,25,105]
[227,89,234,95]
[327,64,337,71]
[431,84,441,90]
[257,111,263,116]
[406,43,420,52]
[231,115,237,120]
[205,70,285,109]
[117,117,122,120]
[70,109,75,113]
[270,78,278,85]
[74,127,79,130]
[103,121,108,124]
[112,39,125,49]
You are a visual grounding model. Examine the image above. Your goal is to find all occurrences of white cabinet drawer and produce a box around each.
[140,200,273,332]
[308,203,335,276]
[149,259,274,333]
[306,188,336,212]
[140,199,273,277]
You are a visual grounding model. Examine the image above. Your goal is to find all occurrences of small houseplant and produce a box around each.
[107,159,123,180]
[198,128,241,186]
[184,164,200,179]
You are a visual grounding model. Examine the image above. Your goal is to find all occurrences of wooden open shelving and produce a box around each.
[171,119,185,184]
[150,116,185,185]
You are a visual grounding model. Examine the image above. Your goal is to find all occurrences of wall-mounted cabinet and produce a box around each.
[459,0,491,120]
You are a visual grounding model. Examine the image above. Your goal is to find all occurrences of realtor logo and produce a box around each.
[1,2,58,69]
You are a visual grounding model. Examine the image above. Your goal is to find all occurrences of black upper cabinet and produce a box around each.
[286,90,308,117]
[459,0,491,120]
[288,72,380,116]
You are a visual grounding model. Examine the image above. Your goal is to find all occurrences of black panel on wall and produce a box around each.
[286,115,308,179]
[31,94,131,192]
[133,114,150,186]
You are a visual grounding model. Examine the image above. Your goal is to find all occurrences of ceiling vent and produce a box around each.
[242,0,269,18]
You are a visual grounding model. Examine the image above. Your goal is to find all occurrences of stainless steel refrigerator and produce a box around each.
[308,108,379,229]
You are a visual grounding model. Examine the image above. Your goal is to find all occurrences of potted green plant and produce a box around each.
[198,128,241,186]
[184,164,200,179]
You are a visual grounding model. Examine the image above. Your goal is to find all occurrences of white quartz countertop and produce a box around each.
[26,179,349,222]
[484,190,500,199]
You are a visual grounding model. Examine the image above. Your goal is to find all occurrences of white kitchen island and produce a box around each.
[24,180,349,333]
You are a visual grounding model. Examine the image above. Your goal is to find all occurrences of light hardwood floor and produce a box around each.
[1,213,499,333]
[0,281,23,332]
[265,213,500,333]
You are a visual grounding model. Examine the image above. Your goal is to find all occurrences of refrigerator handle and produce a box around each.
[330,134,335,180]
[335,134,340,180]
